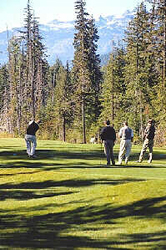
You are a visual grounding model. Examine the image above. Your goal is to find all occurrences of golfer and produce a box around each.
[137,119,155,163]
[118,121,133,165]
[100,119,116,166]
[25,120,41,158]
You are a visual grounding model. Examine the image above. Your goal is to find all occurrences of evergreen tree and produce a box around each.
[54,62,74,141]
[87,16,102,125]
[0,65,9,131]
[49,58,63,103]
[22,0,48,121]
[147,0,166,125]
[7,37,23,134]
[1,0,49,135]
[72,0,102,143]
[100,47,126,130]
[72,0,90,143]
[31,17,48,117]
[124,2,157,138]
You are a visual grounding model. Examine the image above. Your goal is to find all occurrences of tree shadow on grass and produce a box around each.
[129,150,166,161]
[0,149,56,160]
[153,153,166,161]
[114,164,166,169]
[0,148,103,160]
[0,149,98,169]
[120,231,166,249]
[0,190,75,201]
[0,177,145,201]
[0,195,166,249]
[114,150,166,168]
[0,148,119,161]
[0,148,115,169]
[1,149,165,170]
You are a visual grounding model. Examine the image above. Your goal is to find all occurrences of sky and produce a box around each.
[0,0,142,32]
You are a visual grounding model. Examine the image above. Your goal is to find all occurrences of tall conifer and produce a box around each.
[73,0,101,143]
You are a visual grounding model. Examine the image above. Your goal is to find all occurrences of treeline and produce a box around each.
[0,0,166,145]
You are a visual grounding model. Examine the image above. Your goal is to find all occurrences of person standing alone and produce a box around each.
[118,121,133,165]
[25,120,41,158]
[100,120,116,166]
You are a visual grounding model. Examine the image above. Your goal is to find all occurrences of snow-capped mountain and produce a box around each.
[0,10,134,65]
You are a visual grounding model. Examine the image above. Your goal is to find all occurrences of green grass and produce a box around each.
[0,138,166,250]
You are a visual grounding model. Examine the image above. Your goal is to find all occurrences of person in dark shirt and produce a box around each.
[100,119,116,166]
[138,119,155,163]
[25,120,41,158]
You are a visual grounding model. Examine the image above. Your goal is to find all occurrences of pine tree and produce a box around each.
[87,16,102,125]
[7,37,24,134]
[100,46,126,130]
[0,65,9,131]
[124,2,157,138]
[22,0,48,121]
[31,17,48,118]
[72,0,102,143]
[23,0,34,120]
[72,0,90,143]
[150,0,166,125]
[1,0,49,135]
[49,58,63,103]
[54,62,74,141]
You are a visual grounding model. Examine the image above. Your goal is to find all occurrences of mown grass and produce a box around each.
[0,138,166,250]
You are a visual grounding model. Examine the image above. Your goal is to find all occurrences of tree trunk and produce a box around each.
[111,93,114,122]
[63,115,66,142]
[82,96,86,144]
[163,0,166,87]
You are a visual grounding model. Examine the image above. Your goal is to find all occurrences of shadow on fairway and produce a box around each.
[0,148,103,158]
[122,231,166,249]
[0,148,113,168]
[129,151,166,161]
[114,150,166,168]
[0,149,57,160]
[1,148,166,170]
[114,164,166,168]
[0,177,145,201]
[0,189,75,201]
[0,195,166,249]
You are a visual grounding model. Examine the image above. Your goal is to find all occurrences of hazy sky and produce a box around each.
[0,0,142,32]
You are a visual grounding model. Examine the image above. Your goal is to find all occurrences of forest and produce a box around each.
[0,0,166,145]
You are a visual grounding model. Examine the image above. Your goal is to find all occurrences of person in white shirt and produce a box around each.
[118,121,133,165]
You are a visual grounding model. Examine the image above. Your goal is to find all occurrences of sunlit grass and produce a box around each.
[0,138,166,249]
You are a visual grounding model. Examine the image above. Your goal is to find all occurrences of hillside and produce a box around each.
[0,10,134,65]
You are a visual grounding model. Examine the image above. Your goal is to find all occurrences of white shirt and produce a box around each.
[119,125,133,140]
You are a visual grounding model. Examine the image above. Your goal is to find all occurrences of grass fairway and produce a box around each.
[0,138,166,250]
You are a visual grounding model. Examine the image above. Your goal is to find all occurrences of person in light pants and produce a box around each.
[138,119,155,163]
[25,120,41,158]
[25,134,37,157]
[118,121,133,165]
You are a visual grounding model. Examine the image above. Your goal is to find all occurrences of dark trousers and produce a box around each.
[103,140,115,165]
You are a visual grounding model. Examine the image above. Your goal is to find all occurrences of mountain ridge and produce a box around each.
[0,10,134,66]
